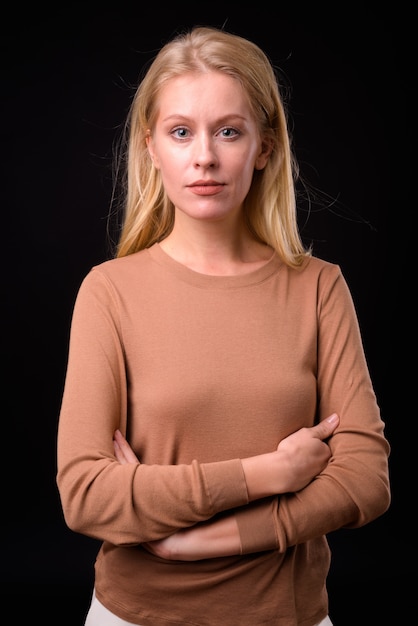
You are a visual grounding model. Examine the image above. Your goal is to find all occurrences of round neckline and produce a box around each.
[147,242,283,289]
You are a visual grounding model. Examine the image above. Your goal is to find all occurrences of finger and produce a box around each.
[113,438,127,464]
[313,413,339,440]
[113,429,140,464]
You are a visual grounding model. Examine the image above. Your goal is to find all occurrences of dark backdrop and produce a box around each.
[2,4,409,624]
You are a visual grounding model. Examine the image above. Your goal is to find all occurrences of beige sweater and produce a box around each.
[57,243,390,626]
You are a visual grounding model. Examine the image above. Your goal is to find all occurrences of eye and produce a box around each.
[219,127,240,139]
[171,127,190,139]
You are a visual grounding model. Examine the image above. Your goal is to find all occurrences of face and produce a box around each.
[146,71,271,224]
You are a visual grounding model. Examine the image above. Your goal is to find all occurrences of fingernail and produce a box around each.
[326,413,338,423]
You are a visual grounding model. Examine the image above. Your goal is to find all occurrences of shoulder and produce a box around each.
[93,248,152,277]
[291,255,344,286]
[84,247,156,288]
[286,255,353,306]
[75,248,156,303]
[301,255,340,274]
[300,256,357,313]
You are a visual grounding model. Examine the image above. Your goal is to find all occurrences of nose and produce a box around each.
[193,134,218,168]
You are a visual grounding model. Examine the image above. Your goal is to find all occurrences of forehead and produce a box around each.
[156,71,252,119]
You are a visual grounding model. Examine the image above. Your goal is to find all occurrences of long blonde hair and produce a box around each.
[114,26,311,267]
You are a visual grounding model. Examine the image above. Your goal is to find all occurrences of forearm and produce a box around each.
[143,513,241,561]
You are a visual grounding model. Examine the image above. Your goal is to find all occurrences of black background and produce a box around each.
[2,4,410,624]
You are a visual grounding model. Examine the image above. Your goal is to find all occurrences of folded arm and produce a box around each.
[113,414,339,560]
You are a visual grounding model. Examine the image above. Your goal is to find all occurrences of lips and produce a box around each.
[188,181,225,196]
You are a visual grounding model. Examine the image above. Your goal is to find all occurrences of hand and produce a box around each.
[275,413,339,492]
[142,514,241,561]
[113,414,339,497]
[242,413,340,499]
[113,429,140,464]
[113,431,241,560]
[112,415,339,561]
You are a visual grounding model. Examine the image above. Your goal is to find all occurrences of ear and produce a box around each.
[146,132,160,169]
[255,137,273,171]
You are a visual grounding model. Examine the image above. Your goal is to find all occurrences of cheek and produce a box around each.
[157,158,183,192]
[158,148,188,181]
[235,154,258,181]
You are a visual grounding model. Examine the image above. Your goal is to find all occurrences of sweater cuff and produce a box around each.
[235,498,279,554]
[201,458,249,513]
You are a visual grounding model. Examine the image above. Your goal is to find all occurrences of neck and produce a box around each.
[160,218,272,276]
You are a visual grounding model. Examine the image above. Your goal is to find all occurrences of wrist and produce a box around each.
[242,451,283,500]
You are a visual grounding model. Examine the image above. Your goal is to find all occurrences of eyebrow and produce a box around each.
[161,113,249,124]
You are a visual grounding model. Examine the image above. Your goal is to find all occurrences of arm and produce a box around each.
[235,266,390,556]
[57,270,247,545]
[115,266,391,558]
[113,414,339,560]
[266,265,391,552]
[114,413,340,498]
[57,267,335,548]
[58,262,390,552]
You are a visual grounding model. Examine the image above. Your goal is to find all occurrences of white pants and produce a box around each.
[84,590,333,626]
[84,591,138,626]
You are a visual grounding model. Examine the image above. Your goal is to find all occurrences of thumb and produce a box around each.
[314,413,339,440]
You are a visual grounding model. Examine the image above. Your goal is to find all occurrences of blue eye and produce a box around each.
[220,127,240,138]
[172,128,189,139]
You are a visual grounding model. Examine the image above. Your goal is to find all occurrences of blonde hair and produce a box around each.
[114,26,311,267]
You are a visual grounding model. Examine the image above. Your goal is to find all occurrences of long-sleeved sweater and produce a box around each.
[56,242,390,626]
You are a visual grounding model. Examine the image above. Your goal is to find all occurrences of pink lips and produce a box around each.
[188,181,225,196]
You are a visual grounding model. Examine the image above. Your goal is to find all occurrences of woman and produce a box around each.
[56,26,391,626]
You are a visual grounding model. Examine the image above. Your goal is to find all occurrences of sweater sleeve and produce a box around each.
[235,265,390,555]
[56,270,249,546]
